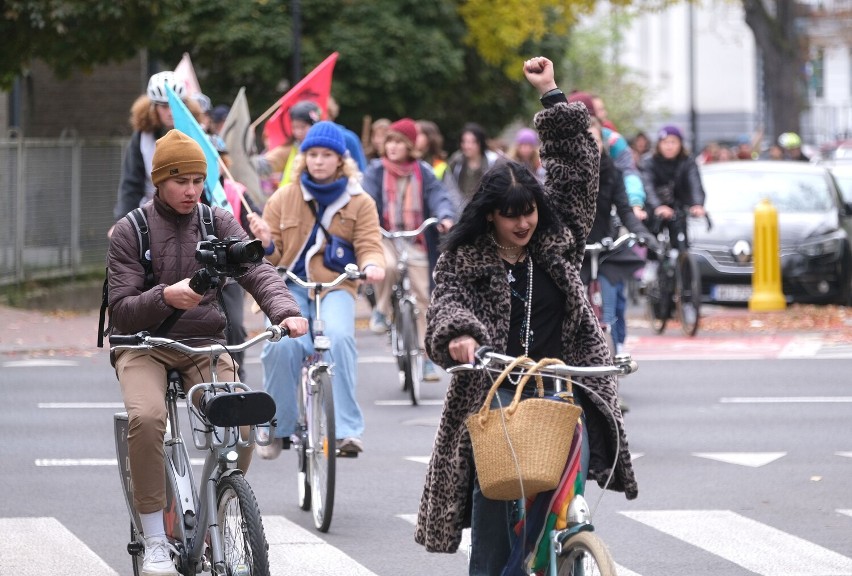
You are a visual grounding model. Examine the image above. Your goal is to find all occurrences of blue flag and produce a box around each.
[165,85,233,215]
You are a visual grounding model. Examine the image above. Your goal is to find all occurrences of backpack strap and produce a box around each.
[97,208,153,348]
[198,203,215,239]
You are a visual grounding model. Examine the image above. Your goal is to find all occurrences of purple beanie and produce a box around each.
[515,128,538,146]
[657,125,683,141]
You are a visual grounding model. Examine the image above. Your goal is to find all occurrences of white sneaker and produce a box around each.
[255,429,283,460]
[141,535,178,576]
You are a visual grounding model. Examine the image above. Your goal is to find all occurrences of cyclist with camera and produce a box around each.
[258,121,385,457]
[107,129,308,576]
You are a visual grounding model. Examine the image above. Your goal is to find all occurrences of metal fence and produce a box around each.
[0,137,127,285]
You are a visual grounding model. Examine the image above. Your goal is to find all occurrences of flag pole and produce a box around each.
[218,157,254,214]
[249,99,283,133]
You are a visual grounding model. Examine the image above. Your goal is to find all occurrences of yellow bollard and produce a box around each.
[748,198,786,311]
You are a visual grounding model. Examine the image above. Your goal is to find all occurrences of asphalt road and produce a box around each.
[2,328,851,576]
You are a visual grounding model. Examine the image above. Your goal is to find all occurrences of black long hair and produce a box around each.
[442,160,557,253]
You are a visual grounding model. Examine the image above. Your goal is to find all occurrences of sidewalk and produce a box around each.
[1,297,849,356]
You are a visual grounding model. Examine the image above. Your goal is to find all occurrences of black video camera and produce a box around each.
[189,236,264,294]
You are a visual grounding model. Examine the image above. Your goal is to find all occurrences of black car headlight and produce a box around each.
[797,236,843,257]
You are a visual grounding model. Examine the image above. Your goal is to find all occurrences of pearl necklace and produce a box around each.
[490,233,520,252]
[507,257,534,385]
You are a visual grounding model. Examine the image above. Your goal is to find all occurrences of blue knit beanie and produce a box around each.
[300,121,346,156]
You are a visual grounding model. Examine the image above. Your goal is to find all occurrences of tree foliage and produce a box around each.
[0,0,167,88]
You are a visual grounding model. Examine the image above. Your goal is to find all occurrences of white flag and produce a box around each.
[174,53,201,97]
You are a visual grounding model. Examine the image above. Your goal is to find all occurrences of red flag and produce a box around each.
[262,52,339,150]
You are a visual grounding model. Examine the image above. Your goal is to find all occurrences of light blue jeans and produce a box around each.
[469,388,589,576]
[600,275,627,347]
[259,283,364,440]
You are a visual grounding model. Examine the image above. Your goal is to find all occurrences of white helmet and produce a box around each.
[147,71,185,104]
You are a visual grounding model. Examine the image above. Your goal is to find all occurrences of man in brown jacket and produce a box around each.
[107,129,308,576]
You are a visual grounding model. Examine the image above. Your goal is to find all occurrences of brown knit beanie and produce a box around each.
[151,129,207,186]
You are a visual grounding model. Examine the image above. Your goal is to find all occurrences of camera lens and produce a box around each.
[227,239,264,264]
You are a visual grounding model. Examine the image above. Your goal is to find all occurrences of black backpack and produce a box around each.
[97,204,215,347]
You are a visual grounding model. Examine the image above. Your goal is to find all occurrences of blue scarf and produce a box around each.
[292,173,349,280]
[300,173,348,216]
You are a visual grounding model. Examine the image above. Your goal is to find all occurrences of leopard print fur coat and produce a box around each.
[415,102,638,554]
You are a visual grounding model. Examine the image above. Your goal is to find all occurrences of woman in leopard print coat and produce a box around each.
[415,58,638,563]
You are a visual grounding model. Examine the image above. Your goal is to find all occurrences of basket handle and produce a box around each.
[476,355,532,423]
[506,357,568,415]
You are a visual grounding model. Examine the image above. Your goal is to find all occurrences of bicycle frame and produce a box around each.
[112,329,282,575]
[447,349,636,576]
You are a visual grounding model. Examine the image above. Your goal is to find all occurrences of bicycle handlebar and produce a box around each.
[380,217,439,240]
[585,233,641,255]
[446,346,638,378]
[109,325,289,353]
[277,263,366,290]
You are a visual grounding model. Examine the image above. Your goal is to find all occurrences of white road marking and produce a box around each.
[0,517,117,575]
[398,514,471,559]
[35,458,205,467]
[720,396,852,403]
[3,359,80,368]
[630,452,645,461]
[692,452,786,467]
[405,456,430,464]
[778,336,824,358]
[38,402,125,409]
[835,452,852,459]
[357,356,397,364]
[374,399,444,406]
[838,510,852,519]
[621,510,852,575]
[265,515,378,575]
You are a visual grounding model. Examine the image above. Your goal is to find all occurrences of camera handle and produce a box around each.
[154,268,220,337]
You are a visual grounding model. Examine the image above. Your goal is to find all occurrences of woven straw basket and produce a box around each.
[466,357,581,501]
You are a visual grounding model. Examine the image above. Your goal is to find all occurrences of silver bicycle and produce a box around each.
[380,217,438,405]
[111,326,287,576]
[277,263,365,533]
[448,348,637,576]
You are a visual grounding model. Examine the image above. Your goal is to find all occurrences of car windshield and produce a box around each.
[702,171,835,213]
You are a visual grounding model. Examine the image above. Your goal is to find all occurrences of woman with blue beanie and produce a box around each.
[257,121,386,457]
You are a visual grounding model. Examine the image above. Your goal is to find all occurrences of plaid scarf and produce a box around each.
[381,157,425,248]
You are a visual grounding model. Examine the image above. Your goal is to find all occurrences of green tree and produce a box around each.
[0,0,167,88]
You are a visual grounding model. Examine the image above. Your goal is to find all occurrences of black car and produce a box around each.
[689,161,852,305]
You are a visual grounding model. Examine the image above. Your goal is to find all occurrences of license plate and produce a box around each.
[712,284,752,302]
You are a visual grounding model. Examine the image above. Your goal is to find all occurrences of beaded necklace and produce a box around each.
[506,256,533,385]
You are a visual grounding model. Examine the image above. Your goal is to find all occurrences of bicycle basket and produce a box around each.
[465,357,581,501]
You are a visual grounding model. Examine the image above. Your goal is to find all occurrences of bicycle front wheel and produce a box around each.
[645,278,669,334]
[676,253,702,337]
[400,300,422,405]
[556,531,618,576]
[310,371,336,532]
[216,474,270,576]
[296,371,311,512]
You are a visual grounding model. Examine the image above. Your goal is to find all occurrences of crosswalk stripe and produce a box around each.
[0,517,117,576]
[692,452,786,467]
[621,510,852,575]
[720,396,852,403]
[265,515,378,575]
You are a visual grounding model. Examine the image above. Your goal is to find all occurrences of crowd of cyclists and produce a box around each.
[110,61,830,575]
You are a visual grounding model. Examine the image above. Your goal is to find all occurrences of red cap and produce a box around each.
[567,91,596,118]
[387,118,417,148]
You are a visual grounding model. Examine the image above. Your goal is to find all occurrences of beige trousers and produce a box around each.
[115,347,250,514]
[374,238,431,345]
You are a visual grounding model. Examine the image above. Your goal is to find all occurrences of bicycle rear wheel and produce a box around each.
[400,299,422,405]
[216,474,270,576]
[310,371,336,532]
[676,253,702,336]
[556,531,617,576]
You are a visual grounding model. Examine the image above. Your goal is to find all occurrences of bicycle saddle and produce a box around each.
[202,391,277,427]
